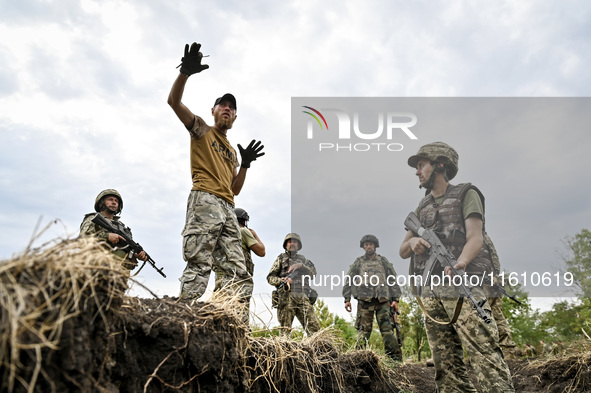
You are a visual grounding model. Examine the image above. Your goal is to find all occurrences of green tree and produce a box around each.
[314,299,335,329]
[398,288,430,361]
[539,299,588,341]
[560,229,591,297]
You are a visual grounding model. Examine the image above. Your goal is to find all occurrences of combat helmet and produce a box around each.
[283,233,303,251]
[94,189,123,214]
[360,234,380,248]
[235,208,250,223]
[407,142,459,181]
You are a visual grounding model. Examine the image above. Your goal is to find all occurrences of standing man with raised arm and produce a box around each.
[167,42,265,322]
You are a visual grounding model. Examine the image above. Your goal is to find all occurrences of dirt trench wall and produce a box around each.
[0,238,399,393]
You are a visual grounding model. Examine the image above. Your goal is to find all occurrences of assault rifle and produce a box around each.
[389,308,403,346]
[91,213,166,278]
[277,268,303,291]
[404,212,491,324]
[494,284,522,305]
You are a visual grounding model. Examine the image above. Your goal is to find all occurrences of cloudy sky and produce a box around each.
[1,0,590,324]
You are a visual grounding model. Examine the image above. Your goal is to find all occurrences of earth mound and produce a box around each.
[0,237,400,393]
[1,237,589,392]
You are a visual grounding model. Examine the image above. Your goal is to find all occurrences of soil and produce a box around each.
[2,239,590,393]
[398,356,591,393]
[5,294,590,392]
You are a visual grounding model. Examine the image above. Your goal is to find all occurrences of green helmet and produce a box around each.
[283,233,302,251]
[360,234,379,248]
[94,189,123,214]
[407,142,459,181]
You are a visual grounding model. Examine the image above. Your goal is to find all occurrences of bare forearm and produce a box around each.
[231,167,247,195]
[456,216,484,269]
[167,74,194,128]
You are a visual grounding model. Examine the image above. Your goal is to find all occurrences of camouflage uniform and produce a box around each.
[343,252,402,360]
[404,143,514,393]
[267,235,319,336]
[79,190,137,270]
[483,233,518,359]
[180,190,251,302]
[411,185,515,393]
[214,226,257,290]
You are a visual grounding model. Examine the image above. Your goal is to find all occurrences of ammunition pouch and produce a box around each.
[308,288,318,305]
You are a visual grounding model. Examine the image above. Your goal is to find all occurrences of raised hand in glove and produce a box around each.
[177,42,209,76]
[238,140,265,168]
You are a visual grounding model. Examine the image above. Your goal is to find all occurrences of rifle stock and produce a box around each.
[91,214,166,278]
[404,212,491,324]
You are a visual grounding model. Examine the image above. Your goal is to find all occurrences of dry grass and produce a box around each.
[244,329,345,393]
[513,343,591,393]
[1,228,400,393]
[0,235,127,392]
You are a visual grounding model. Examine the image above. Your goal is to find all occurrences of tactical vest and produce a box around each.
[353,255,390,302]
[81,213,133,259]
[279,252,313,295]
[412,183,493,278]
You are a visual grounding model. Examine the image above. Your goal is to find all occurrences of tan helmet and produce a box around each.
[94,189,123,214]
[283,233,302,251]
[407,142,459,181]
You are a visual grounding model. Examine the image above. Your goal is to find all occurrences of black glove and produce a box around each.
[177,43,209,76]
[238,140,265,168]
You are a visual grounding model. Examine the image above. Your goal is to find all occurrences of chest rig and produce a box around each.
[412,183,493,277]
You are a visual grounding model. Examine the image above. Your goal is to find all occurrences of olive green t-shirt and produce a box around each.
[188,115,240,204]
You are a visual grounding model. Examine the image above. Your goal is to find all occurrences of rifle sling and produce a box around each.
[131,260,147,277]
[415,294,464,325]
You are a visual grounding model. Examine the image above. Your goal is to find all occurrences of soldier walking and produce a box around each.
[343,234,403,361]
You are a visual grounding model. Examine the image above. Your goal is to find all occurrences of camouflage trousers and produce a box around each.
[355,299,402,361]
[179,191,253,315]
[487,296,518,358]
[484,286,518,359]
[422,284,515,393]
[214,249,254,290]
[277,293,320,336]
[213,249,254,317]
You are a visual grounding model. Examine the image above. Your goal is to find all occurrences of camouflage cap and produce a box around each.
[407,141,459,180]
[94,189,123,214]
[283,233,302,250]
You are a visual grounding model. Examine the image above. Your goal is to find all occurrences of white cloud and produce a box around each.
[1,0,591,321]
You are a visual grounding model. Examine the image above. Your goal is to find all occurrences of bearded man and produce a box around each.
[167,42,265,320]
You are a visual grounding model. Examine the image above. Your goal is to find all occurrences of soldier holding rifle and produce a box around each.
[399,142,514,393]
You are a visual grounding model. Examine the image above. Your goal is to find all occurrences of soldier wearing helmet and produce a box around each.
[80,189,147,269]
[267,233,320,336]
[343,234,402,361]
[399,142,515,392]
[213,208,266,313]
